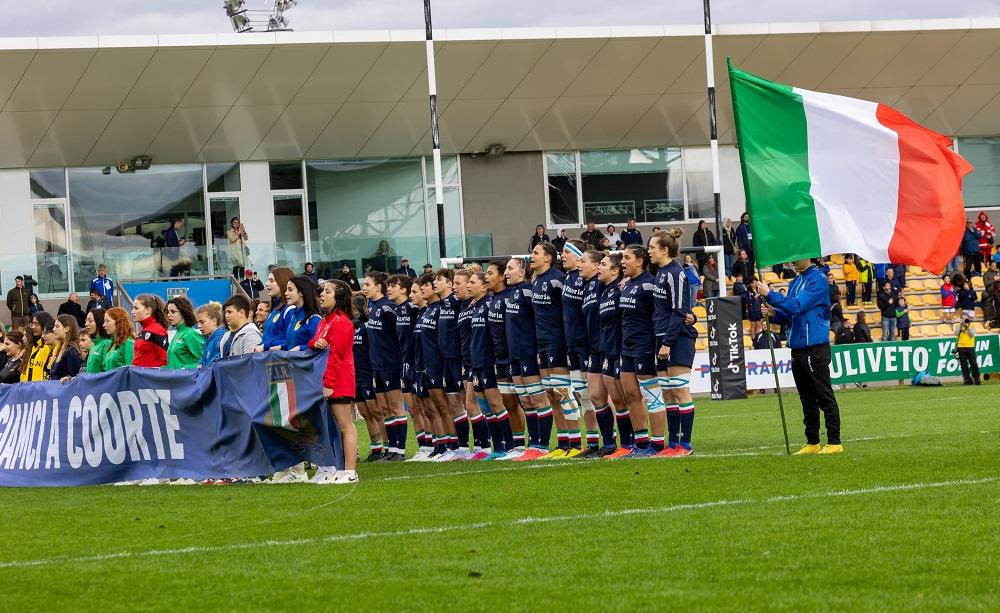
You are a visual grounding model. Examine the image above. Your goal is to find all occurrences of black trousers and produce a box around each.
[957,348,981,384]
[790,344,842,445]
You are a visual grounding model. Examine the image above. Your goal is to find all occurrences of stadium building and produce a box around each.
[1,17,999,312]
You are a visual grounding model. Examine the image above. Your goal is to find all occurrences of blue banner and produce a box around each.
[0,352,342,487]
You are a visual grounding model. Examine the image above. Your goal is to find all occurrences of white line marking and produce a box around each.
[1,476,994,570]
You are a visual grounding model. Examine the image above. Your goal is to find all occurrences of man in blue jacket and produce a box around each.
[755,259,843,455]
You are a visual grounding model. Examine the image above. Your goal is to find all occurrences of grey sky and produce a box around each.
[2,0,998,37]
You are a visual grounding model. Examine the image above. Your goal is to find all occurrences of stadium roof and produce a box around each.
[1,17,999,168]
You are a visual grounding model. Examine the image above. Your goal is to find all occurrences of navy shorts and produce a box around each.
[568,350,588,372]
[537,350,568,370]
[463,364,474,383]
[401,375,415,394]
[424,364,445,390]
[353,386,375,404]
[494,362,513,381]
[443,359,464,394]
[602,354,620,379]
[512,358,540,378]
[473,367,498,392]
[373,369,401,393]
[587,352,604,375]
[414,372,429,399]
[667,335,697,369]
[656,357,669,372]
[620,354,657,377]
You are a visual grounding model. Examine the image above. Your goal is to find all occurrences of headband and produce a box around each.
[563,242,584,258]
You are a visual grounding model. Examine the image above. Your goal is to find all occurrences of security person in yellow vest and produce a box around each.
[955,318,980,386]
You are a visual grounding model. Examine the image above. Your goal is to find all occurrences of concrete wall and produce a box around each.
[460,152,546,256]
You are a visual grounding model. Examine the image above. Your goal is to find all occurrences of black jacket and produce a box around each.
[721,227,737,254]
[835,326,856,345]
[876,290,897,318]
[529,234,550,250]
[732,260,753,283]
[0,355,23,384]
[57,301,86,327]
[580,229,604,251]
[693,228,717,249]
[6,286,30,318]
[853,322,873,343]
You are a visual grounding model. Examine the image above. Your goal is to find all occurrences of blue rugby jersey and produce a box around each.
[598,279,623,357]
[488,287,512,365]
[581,276,603,354]
[416,301,442,367]
[353,319,373,391]
[456,298,474,367]
[531,267,566,353]
[366,296,400,371]
[504,282,538,361]
[261,304,294,350]
[284,307,320,350]
[620,272,656,357]
[653,259,698,348]
[561,269,588,353]
[394,300,420,375]
[436,293,462,360]
[469,298,495,369]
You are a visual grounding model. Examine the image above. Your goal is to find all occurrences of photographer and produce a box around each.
[954,318,981,386]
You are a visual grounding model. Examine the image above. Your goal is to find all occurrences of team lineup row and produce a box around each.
[262,232,702,478]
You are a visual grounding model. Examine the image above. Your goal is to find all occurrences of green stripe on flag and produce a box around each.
[728,60,821,268]
[268,383,282,427]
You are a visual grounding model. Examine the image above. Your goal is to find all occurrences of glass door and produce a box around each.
[33,202,71,295]
[273,194,308,273]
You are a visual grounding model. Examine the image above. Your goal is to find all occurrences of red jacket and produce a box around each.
[134,316,168,368]
[975,213,995,258]
[308,311,355,397]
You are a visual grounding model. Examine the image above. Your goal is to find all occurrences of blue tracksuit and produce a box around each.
[620,272,657,358]
[200,327,225,367]
[532,267,566,353]
[261,304,294,350]
[284,307,320,350]
[767,265,831,350]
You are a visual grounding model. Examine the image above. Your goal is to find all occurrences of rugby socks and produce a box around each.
[524,409,539,447]
[395,416,407,453]
[495,410,515,451]
[585,430,600,449]
[678,402,695,450]
[485,413,501,450]
[615,407,635,447]
[651,434,665,452]
[453,412,471,450]
[633,428,650,450]
[536,405,554,449]
[569,430,582,450]
[513,429,526,449]
[666,404,681,448]
[557,430,570,450]
[432,435,447,455]
[470,412,490,450]
[594,403,617,448]
[370,440,384,455]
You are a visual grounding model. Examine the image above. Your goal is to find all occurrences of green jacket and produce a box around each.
[166,324,206,369]
[104,338,134,371]
[86,337,110,374]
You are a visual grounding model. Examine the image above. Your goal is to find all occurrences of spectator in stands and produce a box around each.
[253,299,270,331]
[892,263,908,289]
[993,245,1000,266]
[895,296,911,341]
[6,276,31,331]
[165,219,187,277]
[303,262,319,285]
[683,252,702,305]
[827,272,841,305]
[984,280,1000,329]
[227,217,249,279]
[853,311,873,343]
[955,317,981,385]
[552,229,568,253]
[339,264,361,292]
[780,262,797,280]
[834,318,855,345]
[83,309,110,374]
[102,307,135,371]
[857,257,873,305]
[0,330,26,384]
[753,324,782,349]
[85,289,106,313]
[57,292,86,327]
[941,274,957,323]
[692,220,717,273]
[747,282,763,336]
[423,263,434,274]
[732,249,752,284]
[721,218,736,274]
[843,255,859,306]
[736,212,754,272]
[89,264,114,308]
[961,220,984,277]
[581,220,604,251]
[529,225,550,251]
[240,270,265,299]
[621,218,643,247]
[732,271,748,318]
[221,295,263,358]
[606,224,621,248]
[975,212,995,263]
[197,303,225,367]
[600,236,612,253]
[373,240,395,258]
[877,281,898,341]
[956,278,978,321]
[164,296,205,369]
[881,267,903,296]
[830,300,845,333]
[132,294,169,368]
[396,258,417,279]
[983,260,998,290]
[28,294,43,316]
[702,255,719,298]
[50,315,82,381]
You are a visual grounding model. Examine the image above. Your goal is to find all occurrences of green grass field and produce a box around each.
[1,384,998,611]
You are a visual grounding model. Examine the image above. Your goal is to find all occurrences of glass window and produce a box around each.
[68,165,208,289]
[207,163,241,192]
[684,147,718,220]
[546,152,579,225]
[210,197,245,277]
[307,158,425,277]
[273,195,309,273]
[29,169,66,199]
[580,148,683,224]
[33,203,69,294]
[960,137,1000,208]
[269,161,303,190]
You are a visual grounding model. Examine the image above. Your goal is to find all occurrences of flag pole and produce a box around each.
[757,267,791,455]
[424,0,447,260]
[703,0,724,270]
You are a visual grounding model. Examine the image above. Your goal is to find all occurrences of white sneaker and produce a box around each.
[138,478,165,486]
[499,448,525,461]
[169,478,197,486]
[270,468,308,484]
[113,480,140,486]
[406,448,433,462]
[309,468,341,485]
[431,450,457,462]
[332,470,358,484]
[450,449,474,461]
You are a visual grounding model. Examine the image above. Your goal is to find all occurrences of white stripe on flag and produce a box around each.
[795,88,900,262]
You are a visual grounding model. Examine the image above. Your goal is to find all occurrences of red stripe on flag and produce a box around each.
[286,380,299,429]
[876,104,974,273]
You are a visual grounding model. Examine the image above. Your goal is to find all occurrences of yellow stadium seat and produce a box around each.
[922,324,941,338]
[908,310,922,322]
[693,306,707,319]
[832,268,845,280]
[764,272,779,283]
[695,322,708,335]
[743,336,753,348]
[830,254,845,264]
[910,294,926,307]
[909,327,923,339]
[909,279,928,291]
[972,276,985,290]
[937,324,954,336]
[908,266,924,276]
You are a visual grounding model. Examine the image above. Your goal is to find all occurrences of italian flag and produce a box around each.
[728,61,973,273]
[268,380,299,431]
